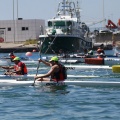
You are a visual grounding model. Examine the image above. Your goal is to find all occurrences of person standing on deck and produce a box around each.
[34,56,67,82]
[0,57,27,75]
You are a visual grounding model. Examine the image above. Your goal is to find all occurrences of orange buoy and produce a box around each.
[32,49,36,52]
[25,52,32,56]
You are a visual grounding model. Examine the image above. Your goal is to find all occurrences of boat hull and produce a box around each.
[0,74,99,80]
[39,36,92,54]
[0,80,120,87]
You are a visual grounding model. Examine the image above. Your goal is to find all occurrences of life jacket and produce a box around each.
[14,62,27,75]
[97,49,105,54]
[51,64,67,82]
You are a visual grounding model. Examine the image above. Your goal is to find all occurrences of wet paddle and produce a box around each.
[32,61,40,86]
[32,40,43,86]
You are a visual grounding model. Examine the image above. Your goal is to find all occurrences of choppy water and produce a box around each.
[0,52,120,120]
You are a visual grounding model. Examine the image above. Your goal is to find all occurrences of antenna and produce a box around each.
[103,0,105,27]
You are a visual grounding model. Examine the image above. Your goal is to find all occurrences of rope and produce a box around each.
[44,35,57,54]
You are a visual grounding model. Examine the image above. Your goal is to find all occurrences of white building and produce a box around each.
[0,18,45,42]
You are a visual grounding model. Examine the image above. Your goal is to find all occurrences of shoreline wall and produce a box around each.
[93,33,120,50]
[95,33,120,43]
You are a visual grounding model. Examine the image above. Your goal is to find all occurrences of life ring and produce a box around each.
[112,65,120,73]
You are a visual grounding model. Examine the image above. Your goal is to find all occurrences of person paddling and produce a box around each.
[1,57,27,75]
[97,47,106,58]
[9,52,16,62]
[34,56,67,81]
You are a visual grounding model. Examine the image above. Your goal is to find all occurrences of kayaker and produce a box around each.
[97,47,106,58]
[58,49,66,58]
[87,49,93,55]
[85,49,94,58]
[34,56,67,82]
[1,57,27,75]
[9,52,16,62]
[97,47,105,55]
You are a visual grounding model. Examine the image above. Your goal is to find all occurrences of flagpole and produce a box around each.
[17,0,18,19]
[103,0,105,27]
[13,0,15,43]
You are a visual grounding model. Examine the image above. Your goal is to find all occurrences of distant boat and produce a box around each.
[38,0,93,54]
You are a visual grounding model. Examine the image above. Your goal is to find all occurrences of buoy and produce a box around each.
[25,52,32,56]
[32,49,36,52]
[112,65,120,73]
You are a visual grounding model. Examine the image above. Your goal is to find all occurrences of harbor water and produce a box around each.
[0,52,120,120]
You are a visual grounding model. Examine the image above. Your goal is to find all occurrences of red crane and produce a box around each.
[106,19,118,29]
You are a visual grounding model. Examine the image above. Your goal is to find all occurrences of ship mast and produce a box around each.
[63,0,66,15]
[57,0,81,23]
[103,0,105,27]
[75,1,81,22]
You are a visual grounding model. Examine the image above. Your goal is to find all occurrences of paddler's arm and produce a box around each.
[0,66,14,70]
[34,66,56,79]
[34,73,50,80]
[38,59,51,66]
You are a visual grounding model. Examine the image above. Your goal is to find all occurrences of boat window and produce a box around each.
[53,21,65,26]
[48,21,52,27]
[66,21,72,26]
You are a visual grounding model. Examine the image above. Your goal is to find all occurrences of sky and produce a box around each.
[0,0,120,28]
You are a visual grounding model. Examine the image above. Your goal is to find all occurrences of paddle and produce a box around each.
[32,61,40,86]
[32,40,44,86]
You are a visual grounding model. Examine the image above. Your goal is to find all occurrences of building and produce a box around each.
[0,18,45,43]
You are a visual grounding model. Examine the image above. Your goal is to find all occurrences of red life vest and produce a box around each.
[97,49,105,54]
[51,64,67,82]
[14,62,27,75]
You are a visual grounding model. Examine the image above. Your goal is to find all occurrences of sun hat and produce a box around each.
[13,57,20,61]
[49,56,58,62]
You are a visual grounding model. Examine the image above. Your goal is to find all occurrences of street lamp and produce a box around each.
[103,0,105,27]
[13,0,15,43]
[17,0,18,19]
